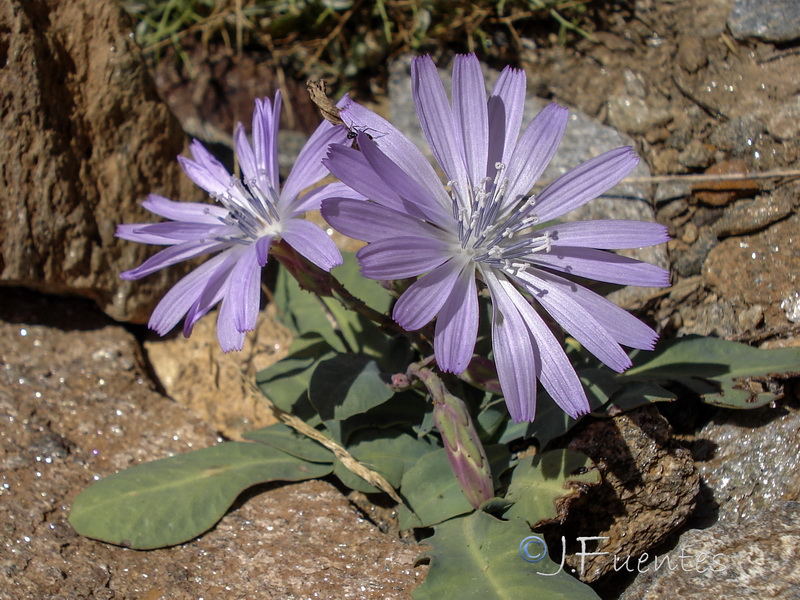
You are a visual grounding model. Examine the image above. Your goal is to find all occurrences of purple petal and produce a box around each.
[222,243,262,333]
[235,122,258,183]
[482,268,540,422]
[183,256,235,337]
[411,55,469,188]
[533,146,640,222]
[281,121,348,204]
[116,224,184,245]
[539,220,670,249]
[322,198,451,243]
[120,239,229,280]
[502,103,568,213]
[281,218,342,271]
[486,269,589,420]
[487,66,526,176]
[518,269,658,350]
[148,249,240,336]
[255,235,273,267]
[357,134,453,226]
[216,297,247,353]
[393,259,465,331]
[338,97,451,210]
[452,54,488,186]
[179,140,233,196]
[530,246,671,287]
[511,270,631,372]
[434,263,478,374]
[253,94,281,190]
[141,194,227,224]
[124,221,223,243]
[357,236,453,279]
[324,145,408,208]
[286,181,364,217]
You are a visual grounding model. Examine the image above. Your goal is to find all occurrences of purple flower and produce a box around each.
[322,54,670,422]
[118,93,357,352]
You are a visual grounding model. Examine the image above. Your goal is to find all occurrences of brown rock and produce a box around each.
[144,305,292,439]
[704,212,800,328]
[549,406,699,582]
[0,0,203,324]
[0,288,424,599]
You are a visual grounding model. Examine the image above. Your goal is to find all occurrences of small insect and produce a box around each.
[345,126,386,150]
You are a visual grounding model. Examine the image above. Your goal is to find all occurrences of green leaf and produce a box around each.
[69,442,332,549]
[504,449,600,527]
[242,423,334,463]
[331,251,392,314]
[414,511,599,600]
[397,448,475,529]
[624,335,800,408]
[255,334,336,421]
[308,353,395,441]
[273,265,346,352]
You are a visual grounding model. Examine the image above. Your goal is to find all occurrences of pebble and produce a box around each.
[728,0,800,42]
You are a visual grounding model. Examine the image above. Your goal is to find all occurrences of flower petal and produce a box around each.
[411,55,469,191]
[286,181,364,217]
[486,269,589,420]
[502,103,568,213]
[452,54,489,187]
[533,146,640,222]
[392,259,464,331]
[322,198,450,243]
[120,238,229,280]
[253,93,281,190]
[235,122,258,183]
[124,221,223,243]
[434,262,478,374]
[222,243,262,333]
[338,96,451,210]
[530,246,671,287]
[539,220,670,249]
[357,134,454,226]
[358,235,452,279]
[487,66,526,176]
[148,249,240,336]
[141,194,227,224]
[281,218,342,271]
[481,267,539,422]
[512,269,631,372]
[281,121,348,204]
[518,269,658,350]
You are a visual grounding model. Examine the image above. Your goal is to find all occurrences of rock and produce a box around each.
[704,212,800,328]
[0,288,424,599]
[707,115,767,153]
[388,57,669,309]
[547,406,700,583]
[144,305,291,439]
[712,186,796,238]
[676,35,707,73]
[728,0,800,43]
[765,96,800,141]
[692,403,800,525]
[694,160,759,207]
[619,501,800,600]
[0,0,203,325]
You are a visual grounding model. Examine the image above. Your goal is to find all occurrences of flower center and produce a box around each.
[212,175,283,243]
[447,163,551,273]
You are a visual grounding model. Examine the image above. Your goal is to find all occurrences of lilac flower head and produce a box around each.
[118,93,357,352]
[322,54,670,422]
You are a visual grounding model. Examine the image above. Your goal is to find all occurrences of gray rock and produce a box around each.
[0,0,204,324]
[388,56,668,309]
[728,0,800,42]
[619,501,800,600]
[694,404,800,525]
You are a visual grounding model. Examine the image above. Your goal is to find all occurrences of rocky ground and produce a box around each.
[1,0,799,598]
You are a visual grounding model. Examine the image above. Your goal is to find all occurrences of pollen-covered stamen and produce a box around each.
[213,175,283,242]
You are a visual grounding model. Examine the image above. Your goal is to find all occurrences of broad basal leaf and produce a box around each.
[414,511,599,600]
[504,449,600,527]
[69,442,332,549]
[624,335,800,408]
